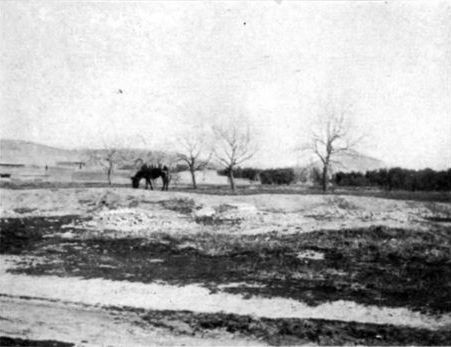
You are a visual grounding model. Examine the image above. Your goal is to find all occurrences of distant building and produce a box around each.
[0,163,25,168]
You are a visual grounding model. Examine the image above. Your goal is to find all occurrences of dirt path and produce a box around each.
[1,255,450,331]
[0,296,261,347]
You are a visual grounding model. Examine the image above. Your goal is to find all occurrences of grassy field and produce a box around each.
[1,180,450,204]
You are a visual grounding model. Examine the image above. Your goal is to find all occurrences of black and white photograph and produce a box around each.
[0,0,450,346]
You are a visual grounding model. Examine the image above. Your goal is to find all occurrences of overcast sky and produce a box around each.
[1,1,450,169]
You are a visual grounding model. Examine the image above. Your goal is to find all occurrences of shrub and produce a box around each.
[310,167,324,187]
[335,171,368,186]
[293,167,310,183]
[173,163,190,172]
[260,168,296,185]
[217,167,261,181]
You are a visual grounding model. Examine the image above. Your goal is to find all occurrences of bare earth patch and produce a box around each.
[1,187,451,345]
[2,188,450,234]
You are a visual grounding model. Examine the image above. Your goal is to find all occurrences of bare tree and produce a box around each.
[213,123,256,191]
[176,134,211,189]
[87,141,131,186]
[303,101,362,192]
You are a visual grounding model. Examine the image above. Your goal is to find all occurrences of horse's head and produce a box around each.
[131,175,140,188]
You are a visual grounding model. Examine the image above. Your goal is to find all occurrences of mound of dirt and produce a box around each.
[192,203,259,228]
[62,207,201,238]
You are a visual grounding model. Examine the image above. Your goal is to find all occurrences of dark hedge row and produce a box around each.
[217,167,261,181]
[260,168,296,185]
[218,167,296,185]
[334,168,451,191]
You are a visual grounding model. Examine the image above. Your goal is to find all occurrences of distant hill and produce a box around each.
[0,139,184,169]
[0,139,387,173]
[328,152,388,173]
[0,139,83,166]
[296,152,388,175]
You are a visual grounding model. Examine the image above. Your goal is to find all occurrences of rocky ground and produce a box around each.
[1,187,450,346]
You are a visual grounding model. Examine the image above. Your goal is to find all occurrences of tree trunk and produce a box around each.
[190,167,197,189]
[321,164,328,192]
[228,167,235,191]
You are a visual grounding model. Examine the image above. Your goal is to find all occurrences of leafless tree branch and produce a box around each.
[301,98,363,191]
[213,123,257,191]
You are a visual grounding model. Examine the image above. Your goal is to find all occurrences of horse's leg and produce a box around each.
[161,176,167,191]
[149,179,154,190]
[163,176,168,191]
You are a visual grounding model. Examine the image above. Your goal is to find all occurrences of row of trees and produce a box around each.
[93,96,448,192]
[174,123,257,191]
[91,98,364,191]
[89,122,258,190]
[217,165,451,191]
[185,99,363,191]
[334,168,451,191]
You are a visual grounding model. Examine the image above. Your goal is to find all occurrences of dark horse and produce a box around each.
[131,164,169,191]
